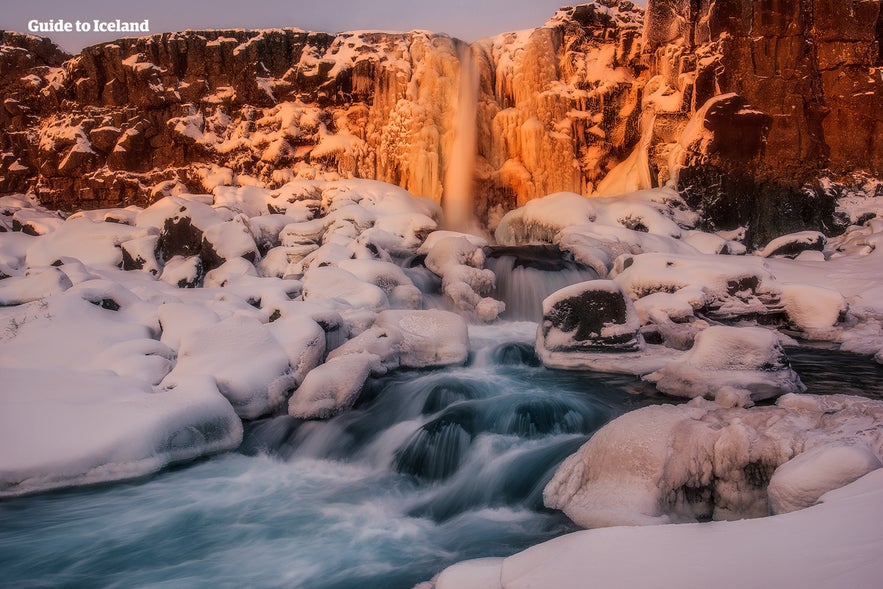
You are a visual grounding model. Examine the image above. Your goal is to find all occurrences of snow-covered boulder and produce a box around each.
[120,234,162,276]
[25,217,154,267]
[375,309,469,368]
[495,192,597,245]
[767,441,882,515]
[0,267,72,305]
[612,252,777,321]
[288,352,382,419]
[200,215,260,270]
[543,393,883,529]
[162,315,294,419]
[758,231,826,259]
[644,326,805,403]
[537,280,644,370]
[301,265,389,311]
[159,255,204,288]
[0,368,242,497]
[779,283,847,331]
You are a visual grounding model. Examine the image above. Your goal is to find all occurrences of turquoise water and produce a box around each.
[0,339,658,589]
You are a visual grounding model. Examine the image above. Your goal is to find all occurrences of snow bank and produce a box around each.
[0,368,242,497]
[435,468,883,589]
[644,326,805,403]
[544,394,883,529]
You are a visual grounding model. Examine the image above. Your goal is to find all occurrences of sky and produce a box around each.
[3,0,645,54]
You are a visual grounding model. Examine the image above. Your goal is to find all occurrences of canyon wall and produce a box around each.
[0,0,880,244]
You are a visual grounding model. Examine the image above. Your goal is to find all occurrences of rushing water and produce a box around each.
[0,325,662,589]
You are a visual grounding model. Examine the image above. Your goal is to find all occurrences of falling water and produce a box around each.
[442,44,481,234]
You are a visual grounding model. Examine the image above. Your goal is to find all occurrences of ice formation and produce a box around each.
[543,394,883,528]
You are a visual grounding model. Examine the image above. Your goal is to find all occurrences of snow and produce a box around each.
[161,315,294,419]
[644,326,805,402]
[0,368,242,497]
[438,468,883,589]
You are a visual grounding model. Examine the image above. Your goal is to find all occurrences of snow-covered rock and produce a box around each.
[779,283,847,331]
[644,326,805,402]
[301,265,389,311]
[0,368,241,497]
[375,309,469,368]
[162,315,293,419]
[25,217,154,267]
[423,235,504,322]
[0,267,72,305]
[288,352,382,419]
[543,393,883,529]
[767,441,882,515]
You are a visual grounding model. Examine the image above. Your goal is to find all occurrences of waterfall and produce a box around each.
[442,44,482,234]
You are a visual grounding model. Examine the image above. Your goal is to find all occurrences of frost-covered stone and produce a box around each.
[375,309,469,368]
[288,352,382,419]
[162,315,293,419]
[0,368,242,497]
[544,393,883,529]
[644,326,805,402]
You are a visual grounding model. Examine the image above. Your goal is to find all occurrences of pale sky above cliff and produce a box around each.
[4,0,646,54]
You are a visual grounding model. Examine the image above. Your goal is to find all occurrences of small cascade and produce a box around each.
[484,244,600,322]
[442,44,482,235]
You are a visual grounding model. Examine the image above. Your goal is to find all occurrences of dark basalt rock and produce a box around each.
[159,216,204,262]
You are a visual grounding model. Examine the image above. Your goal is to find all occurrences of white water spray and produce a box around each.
[443,45,482,234]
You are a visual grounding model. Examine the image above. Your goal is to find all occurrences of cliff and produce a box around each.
[0,1,880,245]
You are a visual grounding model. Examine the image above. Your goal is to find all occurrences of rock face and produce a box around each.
[0,1,880,242]
[641,0,883,246]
